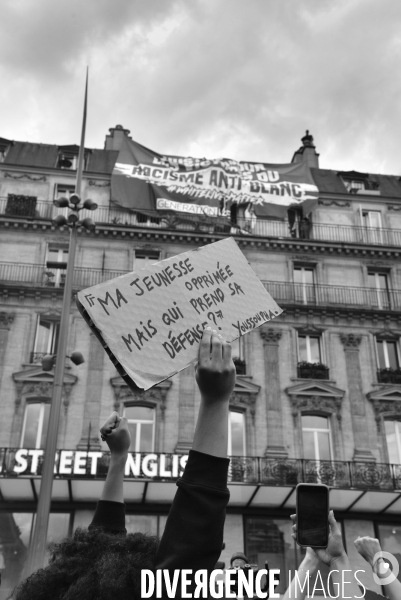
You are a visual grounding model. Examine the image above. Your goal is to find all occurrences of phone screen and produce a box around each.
[297,485,329,547]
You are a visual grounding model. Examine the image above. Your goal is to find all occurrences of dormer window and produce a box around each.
[344,180,365,194]
[338,171,380,195]
[0,137,12,163]
[57,145,90,170]
[58,153,78,170]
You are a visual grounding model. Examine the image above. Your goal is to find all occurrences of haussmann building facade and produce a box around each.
[0,127,401,596]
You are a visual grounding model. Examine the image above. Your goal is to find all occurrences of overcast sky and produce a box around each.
[1,0,400,175]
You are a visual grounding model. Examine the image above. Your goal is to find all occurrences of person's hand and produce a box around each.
[100,412,131,457]
[291,511,347,567]
[195,327,236,403]
[354,536,382,570]
[300,546,320,570]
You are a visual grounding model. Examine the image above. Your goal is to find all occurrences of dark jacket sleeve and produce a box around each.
[88,499,127,534]
[154,449,230,573]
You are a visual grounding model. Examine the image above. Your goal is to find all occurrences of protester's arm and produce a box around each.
[154,328,236,575]
[282,547,319,600]
[89,412,130,533]
[354,536,401,600]
[291,511,363,599]
[192,327,235,457]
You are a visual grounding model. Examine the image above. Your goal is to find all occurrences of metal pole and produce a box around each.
[25,226,78,575]
[25,71,88,575]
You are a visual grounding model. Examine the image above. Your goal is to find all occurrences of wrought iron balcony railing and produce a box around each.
[2,197,401,247]
[1,448,401,491]
[262,281,401,311]
[0,262,127,289]
[297,362,330,380]
[2,264,401,312]
[377,368,401,384]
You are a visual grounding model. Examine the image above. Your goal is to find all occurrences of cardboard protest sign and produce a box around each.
[76,238,282,391]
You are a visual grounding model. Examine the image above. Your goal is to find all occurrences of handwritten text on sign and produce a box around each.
[77,238,282,390]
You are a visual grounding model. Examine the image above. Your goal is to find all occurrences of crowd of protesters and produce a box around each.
[7,327,401,599]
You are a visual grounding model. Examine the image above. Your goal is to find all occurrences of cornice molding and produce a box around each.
[290,394,343,424]
[367,387,401,431]
[0,218,400,259]
[110,376,172,418]
[371,328,400,341]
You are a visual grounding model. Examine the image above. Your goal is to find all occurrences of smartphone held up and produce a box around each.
[296,483,329,548]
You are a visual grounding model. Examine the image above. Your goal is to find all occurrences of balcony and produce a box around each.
[297,361,330,380]
[233,358,247,375]
[0,262,127,290]
[262,281,401,312]
[1,449,401,512]
[2,265,401,314]
[2,197,401,247]
[377,368,401,384]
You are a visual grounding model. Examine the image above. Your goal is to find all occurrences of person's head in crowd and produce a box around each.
[9,528,158,600]
[230,552,248,569]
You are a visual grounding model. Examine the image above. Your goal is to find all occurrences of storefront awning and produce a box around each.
[1,449,400,512]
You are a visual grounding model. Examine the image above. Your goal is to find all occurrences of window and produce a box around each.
[361,210,383,244]
[231,336,246,374]
[57,146,89,170]
[54,183,75,199]
[21,402,50,448]
[368,271,390,309]
[246,518,304,596]
[376,339,401,383]
[58,153,78,170]
[228,410,246,456]
[302,415,332,462]
[384,420,401,463]
[45,246,69,288]
[344,179,365,193]
[0,139,11,163]
[124,405,155,452]
[134,249,160,270]
[298,335,321,363]
[376,340,400,370]
[293,266,315,304]
[31,316,60,363]
[297,335,328,378]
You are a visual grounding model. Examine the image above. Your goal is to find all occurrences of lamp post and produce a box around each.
[25,73,98,575]
[25,193,97,575]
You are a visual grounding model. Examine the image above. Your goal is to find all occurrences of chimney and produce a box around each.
[291,130,319,168]
[104,125,132,151]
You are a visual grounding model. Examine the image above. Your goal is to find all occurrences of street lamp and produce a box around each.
[25,73,97,575]
[41,351,85,372]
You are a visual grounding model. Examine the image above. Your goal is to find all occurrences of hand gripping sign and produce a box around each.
[76,237,282,391]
